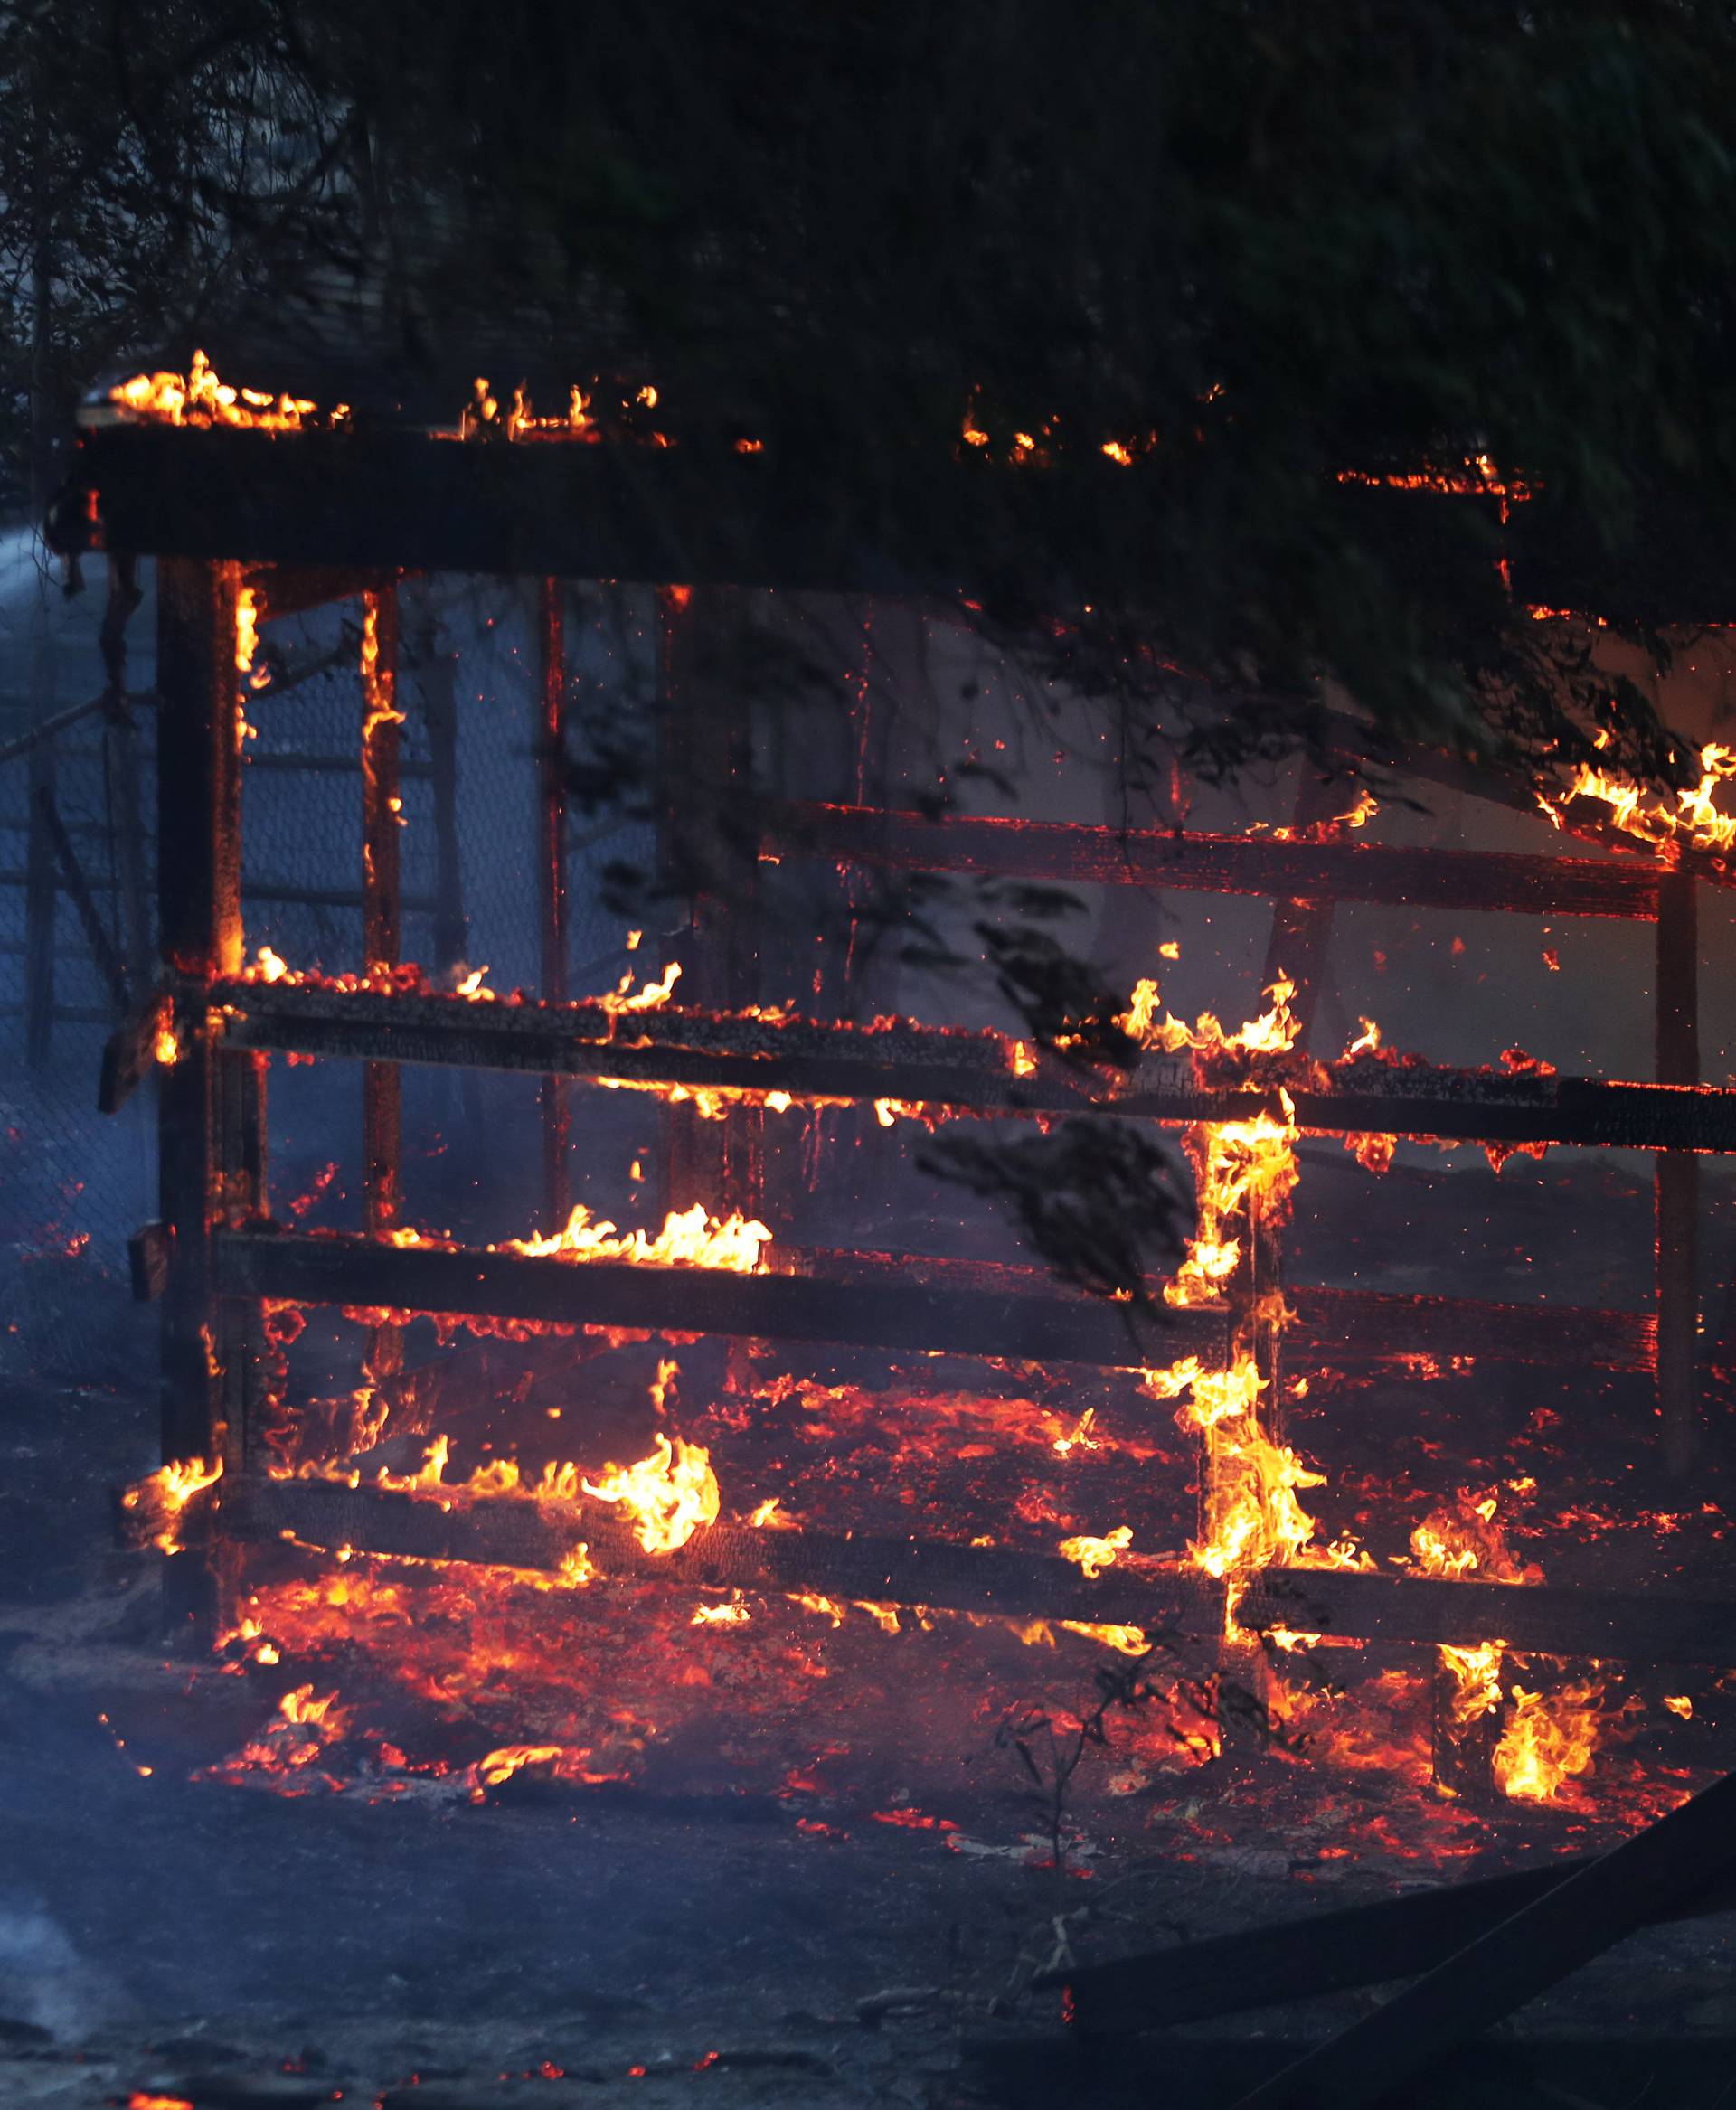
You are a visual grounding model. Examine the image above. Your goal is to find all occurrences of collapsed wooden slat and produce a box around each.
[215,1473,1214,1629]
[199,978,1736,1153]
[1231,1769,1736,2110]
[762,799,1665,918]
[208,1474,1730,1667]
[211,1227,1653,1374]
[1052,1853,1736,2036]
[1237,1567,1736,1665]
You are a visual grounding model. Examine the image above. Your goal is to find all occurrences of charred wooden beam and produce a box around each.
[200,980,1736,1154]
[762,800,1665,919]
[61,419,1736,626]
[1231,1768,1736,2109]
[212,1227,1227,1371]
[1286,1285,1652,1372]
[244,563,398,621]
[1236,1567,1735,1665]
[241,882,442,913]
[156,559,259,1624]
[215,1472,1215,1630]
[1052,1853,1736,2036]
[210,1224,1649,1374]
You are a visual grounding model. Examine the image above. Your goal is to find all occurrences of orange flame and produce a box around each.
[120,1456,223,1553]
[1438,1640,1505,1729]
[1539,741,1736,861]
[109,349,318,429]
[1057,1526,1132,1579]
[504,1201,769,1272]
[1494,1680,1605,1805]
[583,1434,721,1554]
[599,960,683,1013]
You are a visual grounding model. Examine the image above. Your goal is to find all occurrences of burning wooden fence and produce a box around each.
[62,352,1735,1813]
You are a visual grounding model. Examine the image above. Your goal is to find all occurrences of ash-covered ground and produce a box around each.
[3,1276,1734,2110]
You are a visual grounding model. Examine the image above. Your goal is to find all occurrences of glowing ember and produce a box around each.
[691,1598,751,1626]
[1336,455,1533,502]
[1664,1694,1694,1719]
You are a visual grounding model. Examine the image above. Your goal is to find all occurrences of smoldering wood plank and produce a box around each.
[209,1478,1731,1663]
[1231,1769,1736,2110]
[203,978,1736,1152]
[215,1473,1216,1628]
[1051,1854,1736,2035]
[762,800,1664,918]
[1237,1567,1736,1664]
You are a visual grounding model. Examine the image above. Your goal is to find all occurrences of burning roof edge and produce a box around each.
[49,344,1736,620]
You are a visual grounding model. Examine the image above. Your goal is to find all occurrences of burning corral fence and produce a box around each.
[56,353,1736,1818]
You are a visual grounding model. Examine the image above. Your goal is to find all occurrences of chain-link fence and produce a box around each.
[0,549,657,1381]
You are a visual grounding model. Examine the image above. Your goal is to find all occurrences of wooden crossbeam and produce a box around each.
[244,563,398,621]
[762,799,1665,918]
[212,1474,1214,1630]
[1237,1566,1735,1664]
[209,1227,1653,1374]
[213,1227,1227,1370]
[60,418,1736,623]
[1051,1851,1736,2036]
[192,979,1736,1153]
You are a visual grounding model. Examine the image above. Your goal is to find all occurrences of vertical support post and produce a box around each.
[361,586,404,1389]
[1656,868,1700,1477]
[538,578,571,1230]
[657,585,761,1220]
[156,558,260,1634]
[1430,1649,1502,1804]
